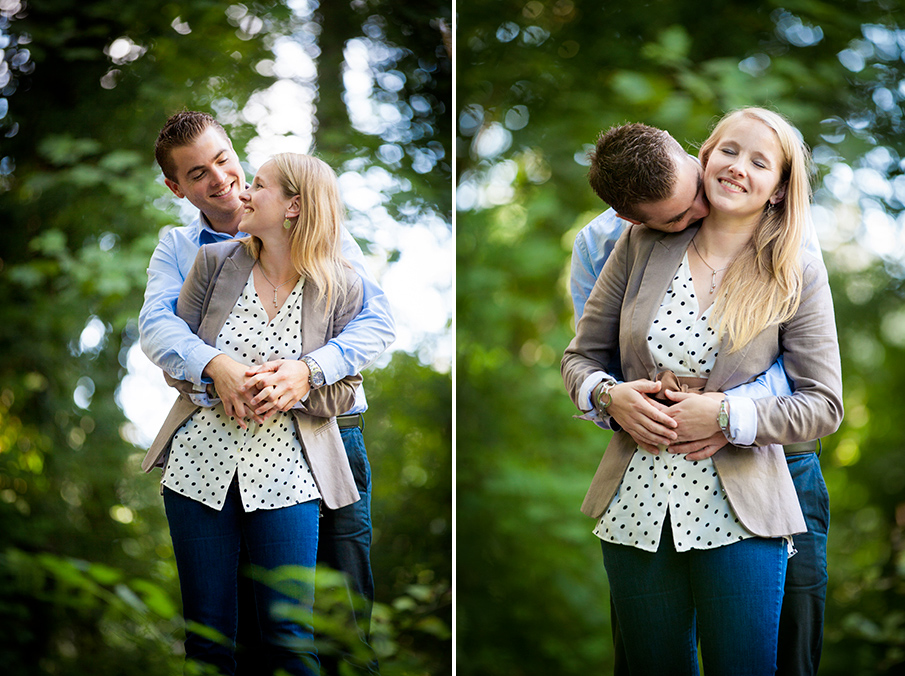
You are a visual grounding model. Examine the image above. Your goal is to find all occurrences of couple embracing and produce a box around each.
[563,107,842,676]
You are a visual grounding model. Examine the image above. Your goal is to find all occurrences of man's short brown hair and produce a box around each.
[154,111,226,182]
[587,123,680,221]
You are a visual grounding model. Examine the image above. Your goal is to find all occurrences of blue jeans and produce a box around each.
[164,480,320,676]
[601,512,787,676]
[316,426,377,673]
[777,453,829,676]
[234,426,376,676]
[610,452,830,676]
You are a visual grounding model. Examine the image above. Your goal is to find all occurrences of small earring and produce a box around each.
[284,218,292,230]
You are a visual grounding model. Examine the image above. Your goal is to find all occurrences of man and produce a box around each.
[570,122,828,676]
[140,111,393,674]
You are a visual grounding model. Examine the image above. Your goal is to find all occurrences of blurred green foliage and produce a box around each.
[0,0,450,674]
[457,1,905,674]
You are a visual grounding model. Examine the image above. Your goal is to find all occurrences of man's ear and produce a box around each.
[616,213,643,226]
[769,183,787,205]
[164,178,186,199]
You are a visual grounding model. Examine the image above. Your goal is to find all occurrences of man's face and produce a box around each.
[164,125,246,223]
[629,153,710,233]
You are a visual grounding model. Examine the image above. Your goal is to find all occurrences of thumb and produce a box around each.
[245,360,280,377]
[664,389,692,402]
[632,379,662,394]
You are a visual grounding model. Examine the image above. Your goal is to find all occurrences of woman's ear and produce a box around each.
[769,183,787,205]
[286,195,301,218]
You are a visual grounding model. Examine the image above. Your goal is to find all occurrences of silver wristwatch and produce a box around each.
[301,356,326,390]
[717,398,730,434]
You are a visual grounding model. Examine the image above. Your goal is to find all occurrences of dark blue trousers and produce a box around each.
[235,426,377,675]
[164,481,319,676]
[609,452,828,676]
[603,512,788,676]
[316,427,378,674]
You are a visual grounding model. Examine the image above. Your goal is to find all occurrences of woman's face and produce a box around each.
[238,161,295,236]
[703,116,786,221]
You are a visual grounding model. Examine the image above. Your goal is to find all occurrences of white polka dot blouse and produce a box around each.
[594,253,753,552]
[162,272,320,512]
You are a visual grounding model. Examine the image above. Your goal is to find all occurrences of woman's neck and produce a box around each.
[695,212,757,261]
[257,241,297,283]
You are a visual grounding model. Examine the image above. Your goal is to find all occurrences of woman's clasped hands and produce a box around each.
[607,379,728,460]
[204,354,311,428]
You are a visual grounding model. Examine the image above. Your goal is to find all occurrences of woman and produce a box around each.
[562,108,843,675]
[142,153,363,675]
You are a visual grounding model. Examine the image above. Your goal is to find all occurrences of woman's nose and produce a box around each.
[728,161,745,177]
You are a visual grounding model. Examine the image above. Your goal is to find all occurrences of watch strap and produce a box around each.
[593,379,617,414]
[302,356,326,390]
[718,398,730,434]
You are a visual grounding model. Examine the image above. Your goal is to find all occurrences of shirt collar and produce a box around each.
[197,211,249,246]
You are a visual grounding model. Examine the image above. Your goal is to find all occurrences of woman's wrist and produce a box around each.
[717,397,730,437]
[592,378,618,414]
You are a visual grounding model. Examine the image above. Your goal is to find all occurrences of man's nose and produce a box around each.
[211,164,227,184]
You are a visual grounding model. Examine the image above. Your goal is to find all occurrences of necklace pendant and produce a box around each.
[710,271,717,294]
[273,290,278,308]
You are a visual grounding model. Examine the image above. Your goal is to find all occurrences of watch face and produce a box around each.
[304,357,325,388]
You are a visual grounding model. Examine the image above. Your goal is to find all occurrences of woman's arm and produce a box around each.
[159,246,221,404]
[174,244,213,334]
[139,229,224,385]
[562,225,678,451]
[667,259,843,452]
[300,228,396,385]
[166,245,261,425]
[302,270,366,418]
[751,259,844,444]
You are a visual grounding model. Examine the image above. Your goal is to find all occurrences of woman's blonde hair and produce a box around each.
[244,153,348,314]
[698,107,811,351]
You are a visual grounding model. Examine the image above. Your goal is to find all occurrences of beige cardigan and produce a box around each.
[142,240,364,510]
[562,224,844,537]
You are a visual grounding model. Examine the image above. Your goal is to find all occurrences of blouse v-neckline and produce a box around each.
[252,270,305,323]
[684,252,717,321]
[593,251,750,553]
[161,270,317,513]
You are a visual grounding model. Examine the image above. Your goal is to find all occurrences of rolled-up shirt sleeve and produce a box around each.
[139,231,222,385]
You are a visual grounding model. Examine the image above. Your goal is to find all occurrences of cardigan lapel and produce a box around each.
[628,225,699,377]
[625,224,759,392]
[198,245,256,346]
[705,332,755,392]
[192,242,334,354]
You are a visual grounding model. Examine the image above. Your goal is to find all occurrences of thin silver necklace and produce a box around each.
[690,239,731,294]
[256,262,299,308]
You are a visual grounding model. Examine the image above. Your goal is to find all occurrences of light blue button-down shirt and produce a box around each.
[570,208,824,444]
[138,213,396,415]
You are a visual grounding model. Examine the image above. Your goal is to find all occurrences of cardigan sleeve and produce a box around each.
[299,267,365,418]
[562,224,634,410]
[751,258,844,444]
[158,244,221,401]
